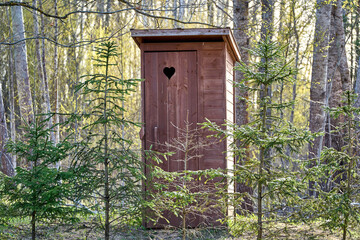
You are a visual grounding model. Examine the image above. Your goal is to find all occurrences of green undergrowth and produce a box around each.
[1,216,358,239]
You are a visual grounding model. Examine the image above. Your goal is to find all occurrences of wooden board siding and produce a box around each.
[133,28,240,228]
[225,46,235,218]
[142,42,228,174]
[198,48,226,172]
[144,51,198,228]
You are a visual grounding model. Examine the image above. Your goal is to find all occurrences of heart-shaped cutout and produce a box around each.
[163,67,175,79]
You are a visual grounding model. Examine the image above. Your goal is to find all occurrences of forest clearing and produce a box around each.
[0,0,360,239]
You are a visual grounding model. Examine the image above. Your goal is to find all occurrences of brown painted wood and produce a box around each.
[134,28,239,229]
[131,28,241,61]
[144,51,198,228]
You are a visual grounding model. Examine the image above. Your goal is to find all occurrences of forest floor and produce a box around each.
[0,220,357,240]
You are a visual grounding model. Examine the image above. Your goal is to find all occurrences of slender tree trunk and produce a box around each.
[178,0,185,25]
[33,0,45,110]
[233,0,253,213]
[54,0,60,145]
[223,0,230,26]
[7,6,16,173]
[261,0,273,38]
[31,210,36,240]
[104,0,111,31]
[11,2,34,126]
[97,0,105,21]
[207,0,214,26]
[9,46,16,173]
[33,0,57,168]
[355,57,360,108]
[0,82,14,176]
[104,49,110,240]
[39,0,56,147]
[173,0,178,27]
[257,83,269,240]
[173,0,185,28]
[290,0,299,125]
[260,0,273,167]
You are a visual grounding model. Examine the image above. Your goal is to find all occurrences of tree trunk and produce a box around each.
[31,210,36,240]
[355,57,360,108]
[309,0,332,196]
[290,0,300,125]
[261,0,273,38]
[325,0,349,151]
[7,5,16,173]
[54,0,60,145]
[260,0,273,167]
[11,2,34,126]
[207,0,214,26]
[0,82,14,176]
[233,0,253,213]
[33,0,57,168]
[174,0,185,28]
[104,0,111,31]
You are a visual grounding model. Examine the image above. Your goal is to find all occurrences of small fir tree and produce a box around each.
[147,117,224,240]
[76,41,143,240]
[203,37,314,239]
[305,91,360,240]
[0,118,82,240]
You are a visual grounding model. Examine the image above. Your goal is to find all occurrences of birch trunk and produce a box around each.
[7,6,16,171]
[11,2,34,125]
[8,46,16,173]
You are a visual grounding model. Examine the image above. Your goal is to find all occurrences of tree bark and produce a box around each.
[207,0,214,26]
[0,81,14,176]
[11,2,34,126]
[261,0,273,38]
[233,0,253,213]
[54,0,60,145]
[7,6,16,173]
[355,57,360,108]
[33,0,57,168]
[309,0,332,196]
[174,0,185,28]
[325,0,349,151]
[309,0,332,158]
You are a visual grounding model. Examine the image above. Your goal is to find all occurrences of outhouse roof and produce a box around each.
[131,28,241,62]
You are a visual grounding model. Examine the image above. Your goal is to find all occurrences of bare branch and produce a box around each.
[0,1,133,19]
[119,0,219,28]
[1,1,220,27]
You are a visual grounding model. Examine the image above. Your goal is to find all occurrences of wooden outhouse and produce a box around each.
[131,28,241,228]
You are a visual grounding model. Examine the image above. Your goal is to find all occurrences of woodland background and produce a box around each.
[0,0,359,239]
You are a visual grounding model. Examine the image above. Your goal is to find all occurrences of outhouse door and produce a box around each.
[144,51,199,227]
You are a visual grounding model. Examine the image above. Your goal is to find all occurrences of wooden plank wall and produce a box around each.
[225,46,235,218]
[141,41,236,227]
[198,44,226,171]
